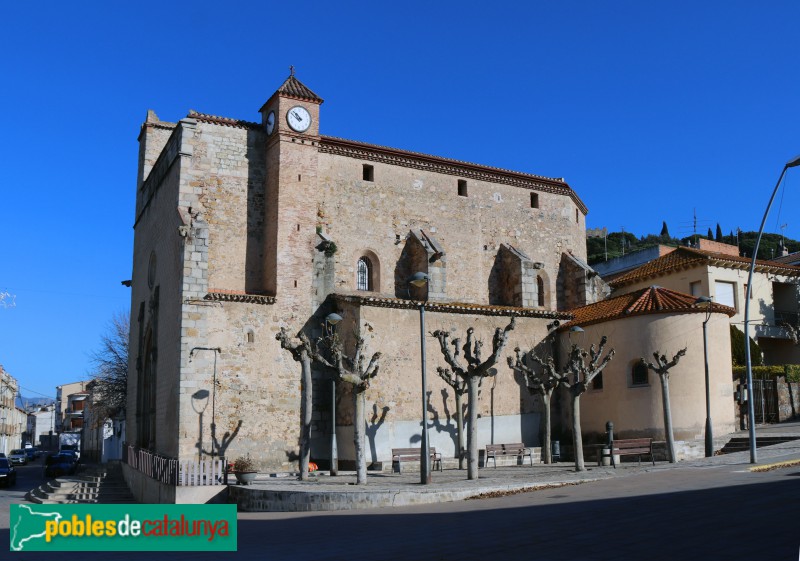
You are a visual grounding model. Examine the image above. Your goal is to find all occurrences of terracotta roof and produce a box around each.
[560,286,735,329]
[275,74,323,103]
[771,251,800,265]
[187,110,260,130]
[610,246,800,288]
[331,292,570,319]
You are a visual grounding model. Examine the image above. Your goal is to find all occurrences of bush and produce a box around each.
[732,365,800,382]
[232,456,255,472]
[730,325,763,366]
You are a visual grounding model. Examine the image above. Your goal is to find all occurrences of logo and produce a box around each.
[10,504,237,552]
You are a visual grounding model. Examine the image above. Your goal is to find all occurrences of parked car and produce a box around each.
[44,453,77,478]
[8,449,27,466]
[0,458,16,487]
[24,448,36,461]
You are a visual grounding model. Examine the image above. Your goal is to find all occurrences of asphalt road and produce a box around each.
[2,459,798,560]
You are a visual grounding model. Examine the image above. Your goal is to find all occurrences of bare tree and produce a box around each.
[508,346,566,464]
[432,318,515,480]
[318,329,382,485]
[561,337,615,472]
[641,348,687,463]
[276,327,330,481]
[87,311,129,424]
[437,367,468,469]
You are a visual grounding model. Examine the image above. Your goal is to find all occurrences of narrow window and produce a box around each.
[458,180,468,197]
[363,164,374,182]
[357,257,372,291]
[537,276,545,307]
[631,362,649,386]
[530,192,539,209]
[246,330,255,344]
[592,373,603,390]
[575,208,579,223]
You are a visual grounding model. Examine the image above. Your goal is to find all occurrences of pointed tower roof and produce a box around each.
[259,68,323,113]
[275,72,324,103]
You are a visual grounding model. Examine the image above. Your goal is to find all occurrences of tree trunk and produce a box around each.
[542,393,552,464]
[660,375,676,463]
[299,355,312,481]
[571,392,585,472]
[456,391,465,470]
[353,389,367,485]
[467,375,480,480]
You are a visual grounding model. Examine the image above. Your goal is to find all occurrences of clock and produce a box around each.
[266,110,276,135]
[286,106,311,132]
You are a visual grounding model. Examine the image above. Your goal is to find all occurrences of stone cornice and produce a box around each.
[319,136,588,214]
[331,293,570,319]
[188,110,261,130]
[203,290,276,305]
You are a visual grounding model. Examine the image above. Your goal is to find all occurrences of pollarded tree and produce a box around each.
[508,346,566,464]
[432,318,516,480]
[276,327,332,481]
[561,336,615,472]
[318,329,383,485]
[640,348,687,463]
[436,367,468,469]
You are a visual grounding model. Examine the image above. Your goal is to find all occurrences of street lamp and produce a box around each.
[409,271,431,484]
[743,153,800,464]
[325,312,343,476]
[694,296,714,458]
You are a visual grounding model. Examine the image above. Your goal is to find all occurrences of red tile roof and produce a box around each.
[609,246,800,288]
[560,286,735,329]
[274,74,324,103]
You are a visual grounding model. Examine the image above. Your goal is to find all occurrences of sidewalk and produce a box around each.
[229,421,800,512]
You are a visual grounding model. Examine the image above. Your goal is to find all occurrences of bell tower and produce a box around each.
[260,69,324,313]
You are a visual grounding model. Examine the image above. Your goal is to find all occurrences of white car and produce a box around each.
[8,449,27,466]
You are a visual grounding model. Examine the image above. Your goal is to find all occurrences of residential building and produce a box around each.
[1,365,24,455]
[55,381,89,433]
[608,244,800,365]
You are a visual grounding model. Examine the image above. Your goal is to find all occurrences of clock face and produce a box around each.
[266,111,276,135]
[287,106,311,132]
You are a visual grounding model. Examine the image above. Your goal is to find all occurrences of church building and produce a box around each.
[125,72,606,502]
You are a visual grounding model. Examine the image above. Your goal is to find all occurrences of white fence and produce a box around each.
[124,443,226,486]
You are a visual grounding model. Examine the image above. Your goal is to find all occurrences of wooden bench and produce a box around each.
[484,443,534,468]
[598,438,655,468]
[391,447,442,474]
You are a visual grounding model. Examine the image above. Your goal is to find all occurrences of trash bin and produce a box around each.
[552,441,560,461]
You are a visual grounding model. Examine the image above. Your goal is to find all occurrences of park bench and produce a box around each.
[598,438,655,468]
[391,447,442,474]
[484,443,534,468]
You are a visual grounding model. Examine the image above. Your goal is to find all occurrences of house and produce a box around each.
[125,72,607,502]
[608,243,800,365]
[557,286,736,459]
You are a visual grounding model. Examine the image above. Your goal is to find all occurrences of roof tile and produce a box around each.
[561,285,735,329]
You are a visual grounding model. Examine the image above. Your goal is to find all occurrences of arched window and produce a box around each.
[537,276,545,307]
[357,257,372,291]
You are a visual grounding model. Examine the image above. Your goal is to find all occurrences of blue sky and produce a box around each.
[1,1,799,398]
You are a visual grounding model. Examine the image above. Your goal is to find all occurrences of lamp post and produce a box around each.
[568,326,585,383]
[325,312,343,476]
[409,271,431,484]
[743,154,800,464]
[694,296,714,457]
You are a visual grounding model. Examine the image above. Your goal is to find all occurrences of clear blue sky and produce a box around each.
[1,1,799,398]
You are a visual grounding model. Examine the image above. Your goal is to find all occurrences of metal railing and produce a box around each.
[123,443,226,487]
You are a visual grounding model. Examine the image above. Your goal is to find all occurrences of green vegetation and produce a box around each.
[586,225,799,266]
[730,325,764,367]
[732,364,800,383]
